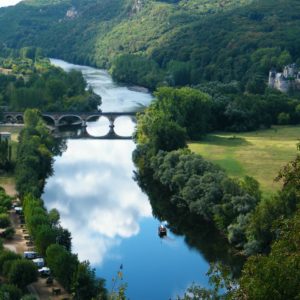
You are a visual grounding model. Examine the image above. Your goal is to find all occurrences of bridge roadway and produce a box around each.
[2,111,138,140]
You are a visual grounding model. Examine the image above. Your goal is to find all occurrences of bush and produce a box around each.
[7,259,38,290]
[0,213,10,228]
[0,284,22,300]
[3,227,15,239]
[0,250,21,274]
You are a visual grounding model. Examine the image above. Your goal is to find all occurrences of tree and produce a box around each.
[46,244,78,291]
[72,261,106,300]
[0,284,22,300]
[0,250,21,274]
[239,210,300,299]
[35,225,56,255]
[151,118,187,152]
[46,79,67,100]
[7,259,38,290]
[23,109,42,128]
[48,208,60,226]
[277,112,290,124]
[0,213,10,228]
[55,226,72,252]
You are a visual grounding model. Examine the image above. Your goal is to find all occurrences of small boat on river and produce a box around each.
[158,225,167,238]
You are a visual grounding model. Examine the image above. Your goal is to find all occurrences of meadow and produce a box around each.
[189,126,300,196]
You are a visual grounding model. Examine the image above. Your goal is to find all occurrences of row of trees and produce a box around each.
[15,109,107,299]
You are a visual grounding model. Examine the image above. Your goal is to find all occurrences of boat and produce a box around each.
[158,225,167,238]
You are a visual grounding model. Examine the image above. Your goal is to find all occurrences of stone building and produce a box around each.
[268,63,300,93]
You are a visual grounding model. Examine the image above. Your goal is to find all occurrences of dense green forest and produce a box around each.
[0,0,300,90]
[0,47,101,112]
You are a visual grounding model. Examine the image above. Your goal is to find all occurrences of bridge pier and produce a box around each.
[54,119,60,127]
[106,116,115,136]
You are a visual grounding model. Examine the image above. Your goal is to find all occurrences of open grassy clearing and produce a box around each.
[189,126,300,196]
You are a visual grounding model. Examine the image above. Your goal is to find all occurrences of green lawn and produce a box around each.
[189,126,300,196]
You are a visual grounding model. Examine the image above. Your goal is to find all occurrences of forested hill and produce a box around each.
[1,0,300,89]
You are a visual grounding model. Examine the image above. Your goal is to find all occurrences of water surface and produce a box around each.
[43,59,211,299]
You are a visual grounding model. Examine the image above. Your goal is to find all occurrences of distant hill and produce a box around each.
[1,0,300,89]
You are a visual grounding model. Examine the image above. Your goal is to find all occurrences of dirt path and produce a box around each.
[2,183,71,300]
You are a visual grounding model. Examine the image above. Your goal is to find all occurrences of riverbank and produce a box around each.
[0,125,71,300]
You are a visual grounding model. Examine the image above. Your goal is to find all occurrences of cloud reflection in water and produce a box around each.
[43,140,152,265]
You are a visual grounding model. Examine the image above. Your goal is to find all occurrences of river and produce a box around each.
[43,59,211,300]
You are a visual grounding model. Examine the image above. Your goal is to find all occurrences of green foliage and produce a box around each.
[48,208,60,226]
[0,188,13,210]
[3,227,15,239]
[1,0,300,91]
[72,261,107,300]
[0,213,10,228]
[136,87,212,154]
[5,259,38,290]
[35,224,57,255]
[0,53,101,112]
[0,139,12,171]
[111,54,163,90]
[46,244,78,291]
[21,296,38,300]
[239,209,300,299]
[14,110,107,297]
[151,150,260,246]
[0,250,21,274]
[21,295,38,300]
[198,82,300,131]
[0,284,22,300]
[15,109,63,198]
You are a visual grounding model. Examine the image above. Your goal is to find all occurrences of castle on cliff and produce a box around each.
[268,63,300,92]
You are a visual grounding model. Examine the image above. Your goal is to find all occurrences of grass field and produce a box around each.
[189,126,300,196]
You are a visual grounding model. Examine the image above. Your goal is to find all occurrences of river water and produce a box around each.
[43,59,211,299]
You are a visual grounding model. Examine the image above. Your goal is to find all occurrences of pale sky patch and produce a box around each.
[0,0,22,7]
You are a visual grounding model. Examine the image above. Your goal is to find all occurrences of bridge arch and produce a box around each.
[15,114,24,124]
[86,115,101,122]
[57,115,83,126]
[42,115,56,127]
[4,114,15,123]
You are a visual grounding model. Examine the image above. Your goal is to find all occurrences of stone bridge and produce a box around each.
[2,111,137,140]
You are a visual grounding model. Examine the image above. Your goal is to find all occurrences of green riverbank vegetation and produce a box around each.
[133,86,300,298]
[15,109,107,299]
[0,47,101,113]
